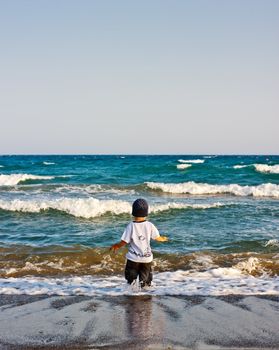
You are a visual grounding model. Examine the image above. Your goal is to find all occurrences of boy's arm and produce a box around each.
[155,235,168,242]
[110,240,127,252]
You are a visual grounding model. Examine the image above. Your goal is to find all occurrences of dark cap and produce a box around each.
[132,198,149,217]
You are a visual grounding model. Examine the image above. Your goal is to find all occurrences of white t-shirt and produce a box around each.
[121,221,160,263]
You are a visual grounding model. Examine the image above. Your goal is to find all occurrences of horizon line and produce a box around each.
[0,153,278,156]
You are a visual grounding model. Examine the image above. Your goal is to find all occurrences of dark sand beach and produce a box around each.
[0,294,279,349]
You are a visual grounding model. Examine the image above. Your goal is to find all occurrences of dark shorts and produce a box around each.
[125,259,152,287]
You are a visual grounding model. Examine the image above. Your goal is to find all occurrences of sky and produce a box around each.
[0,0,278,154]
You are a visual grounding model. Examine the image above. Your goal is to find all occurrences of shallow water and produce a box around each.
[0,155,278,295]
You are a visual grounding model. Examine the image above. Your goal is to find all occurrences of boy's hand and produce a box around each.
[110,240,127,252]
[110,244,119,252]
[155,236,168,242]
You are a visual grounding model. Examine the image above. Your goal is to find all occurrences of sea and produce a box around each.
[0,155,278,296]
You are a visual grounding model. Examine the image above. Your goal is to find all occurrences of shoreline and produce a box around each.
[1,294,279,349]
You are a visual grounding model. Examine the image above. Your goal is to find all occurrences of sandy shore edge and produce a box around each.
[0,294,279,349]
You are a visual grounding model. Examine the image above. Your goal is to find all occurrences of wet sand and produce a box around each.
[0,294,279,349]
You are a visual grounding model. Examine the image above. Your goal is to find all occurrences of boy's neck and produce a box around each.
[133,216,146,222]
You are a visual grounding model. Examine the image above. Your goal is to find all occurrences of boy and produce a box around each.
[110,198,168,288]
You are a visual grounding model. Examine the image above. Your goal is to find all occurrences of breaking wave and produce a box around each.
[0,249,278,295]
[145,181,279,198]
[0,198,227,218]
[0,174,55,186]
[232,164,279,174]
[254,164,279,174]
[0,246,278,278]
[265,239,279,248]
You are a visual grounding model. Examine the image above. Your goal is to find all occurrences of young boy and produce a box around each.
[110,198,168,288]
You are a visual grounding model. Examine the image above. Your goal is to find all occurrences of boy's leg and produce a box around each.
[125,259,139,284]
[139,262,152,287]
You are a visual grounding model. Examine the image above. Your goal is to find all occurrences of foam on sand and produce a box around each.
[0,261,278,296]
[0,198,227,218]
[0,174,54,186]
[146,181,279,198]
[254,164,279,174]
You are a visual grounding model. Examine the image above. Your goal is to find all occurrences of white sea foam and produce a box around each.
[254,164,279,174]
[0,198,228,218]
[189,254,215,270]
[54,184,135,196]
[146,181,279,198]
[235,257,261,274]
[0,255,275,296]
[43,162,55,165]
[0,174,54,186]
[178,159,205,164]
[0,198,131,218]
[0,267,278,296]
[150,202,226,212]
[233,165,249,169]
[264,239,279,248]
[177,164,192,170]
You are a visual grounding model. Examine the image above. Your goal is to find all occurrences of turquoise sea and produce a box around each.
[0,155,278,296]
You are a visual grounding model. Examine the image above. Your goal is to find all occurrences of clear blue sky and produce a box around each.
[0,0,278,154]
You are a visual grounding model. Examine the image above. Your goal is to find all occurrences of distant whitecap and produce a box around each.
[177,164,192,170]
[43,162,56,165]
[254,164,279,174]
[178,159,204,164]
[0,174,54,186]
[233,165,249,169]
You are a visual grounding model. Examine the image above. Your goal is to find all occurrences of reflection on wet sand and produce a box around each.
[125,296,154,340]
[1,295,279,349]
